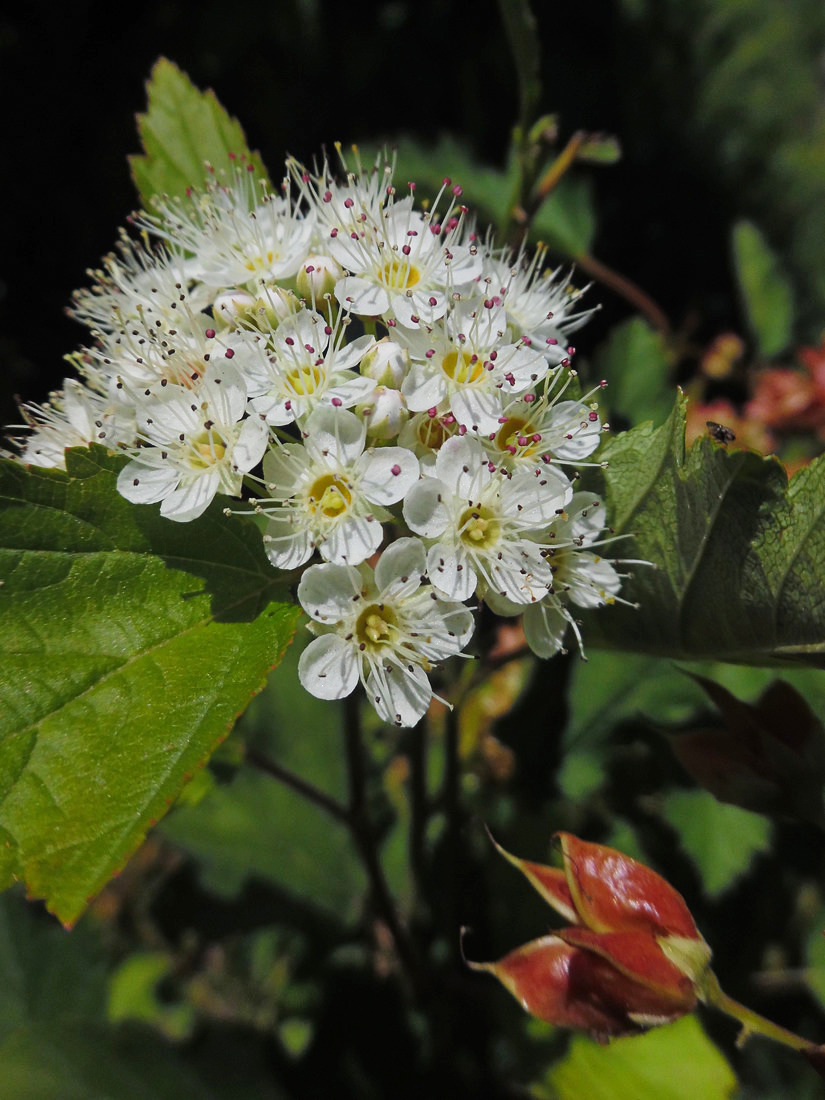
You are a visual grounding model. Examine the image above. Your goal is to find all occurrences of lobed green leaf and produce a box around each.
[130,57,269,208]
[0,448,299,925]
[582,393,825,667]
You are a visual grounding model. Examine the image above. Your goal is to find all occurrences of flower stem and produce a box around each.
[245,747,349,823]
[700,969,823,1055]
[343,691,421,985]
[574,252,671,336]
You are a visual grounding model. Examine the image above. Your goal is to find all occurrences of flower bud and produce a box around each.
[357,386,409,441]
[467,831,713,1041]
[296,254,344,303]
[360,338,410,387]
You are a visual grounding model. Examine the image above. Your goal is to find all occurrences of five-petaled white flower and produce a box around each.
[402,434,572,604]
[116,365,268,522]
[297,537,474,726]
[259,406,419,568]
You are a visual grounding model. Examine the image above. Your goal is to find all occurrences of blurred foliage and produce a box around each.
[5,0,825,1096]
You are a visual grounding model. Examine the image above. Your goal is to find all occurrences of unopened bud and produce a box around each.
[296,254,344,302]
[360,338,410,387]
[357,386,409,440]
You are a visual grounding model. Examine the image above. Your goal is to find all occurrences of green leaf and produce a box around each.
[0,448,299,925]
[130,58,268,207]
[535,1015,737,1099]
[497,0,542,127]
[360,137,596,256]
[0,1023,221,1100]
[162,635,366,917]
[532,174,597,257]
[581,392,825,667]
[732,220,795,357]
[658,789,772,898]
[593,317,674,427]
[0,892,106,1041]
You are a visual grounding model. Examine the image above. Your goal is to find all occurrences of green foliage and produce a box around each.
[593,317,674,426]
[131,58,269,207]
[618,0,825,329]
[582,393,825,666]
[0,448,299,924]
[658,789,772,898]
[365,136,597,256]
[534,1015,737,1099]
[162,637,367,915]
[732,221,795,357]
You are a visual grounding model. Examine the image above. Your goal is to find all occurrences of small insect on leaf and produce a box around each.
[706,421,736,445]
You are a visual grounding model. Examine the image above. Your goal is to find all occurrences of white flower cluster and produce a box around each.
[10,151,628,726]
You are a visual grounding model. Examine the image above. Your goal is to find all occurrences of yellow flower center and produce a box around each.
[190,430,227,468]
[307,474,352,518]
[494,416,539,457]
[243,249,275,273]
[381,259,420,290]
[441,350,485,386]
[286,364,324,396]
[355,604,396,648]
[459,506,499,548]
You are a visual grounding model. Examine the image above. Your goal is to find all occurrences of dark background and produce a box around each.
[0,0,739,434]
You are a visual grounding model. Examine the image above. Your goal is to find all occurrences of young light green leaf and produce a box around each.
[732,220,795,358]
[581,392,825,667]
[0,448,299,926]
[658,789,772,898]
[535,1015,737,1100]
[593,317,674,426]
[130,57,269,207]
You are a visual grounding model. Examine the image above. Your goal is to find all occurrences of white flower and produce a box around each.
[402,434,572,604]
[116,365,268,522]
[482,376,604,472]
[145,166,314,289]
[13,379,134,469]
[259,406,419,568]
[493,493,624,657]
[296,156,482,328]
[479,242,596,353]
[245,308,376,425]
[400,301,550,434]
[297,537,475,726]
[69,231,210,336]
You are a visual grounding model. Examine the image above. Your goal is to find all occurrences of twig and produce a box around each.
[575,251,671,335]
[343,692,421,985]
[245,747,349,823]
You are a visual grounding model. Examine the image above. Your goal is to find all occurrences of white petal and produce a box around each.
[434,436,490,499]
[299,634,360,700]
[523,599,569,658]
[322,514,382,565]
[449,388,503,435]
[298,561,364,622]
[332,334,377,373]
[374,537,427,598]
[503,466,572,525]
[264,519,314,570]
[305,406,365,466]
[335,276,391,318]
[160,473,218,522]
[401,364,448,413]
[366,659,432,727]
[358,446,420,506]
[403,477,450,538]
[262,444,309,499]
[427,542,476,602]
[117,461,177,504]
[233,416,269,472]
